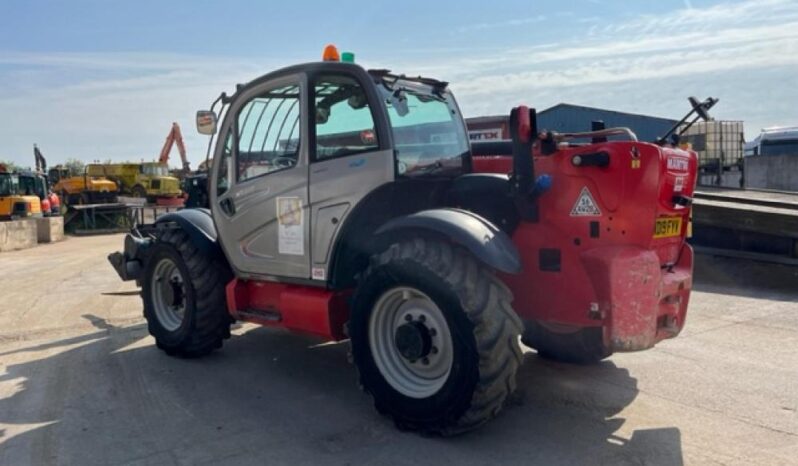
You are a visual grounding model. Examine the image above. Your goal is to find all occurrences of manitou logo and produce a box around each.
[667,157,689,171]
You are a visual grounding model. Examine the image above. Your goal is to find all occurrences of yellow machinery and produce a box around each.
[87,162,181,201]
[0,166,42,219]
[50,164,119,205]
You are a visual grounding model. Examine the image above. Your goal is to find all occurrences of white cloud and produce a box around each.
[388,0,798,139]
[0,53,273,168]
[453,15,547,34]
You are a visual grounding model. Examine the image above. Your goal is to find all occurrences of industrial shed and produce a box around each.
[466,103,678,143]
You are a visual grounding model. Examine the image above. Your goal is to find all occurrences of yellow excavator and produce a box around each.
[0,163,42,220]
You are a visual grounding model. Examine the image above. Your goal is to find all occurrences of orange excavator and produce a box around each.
[159,122,190,176]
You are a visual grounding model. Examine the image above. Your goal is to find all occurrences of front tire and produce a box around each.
[141,229,232,357]
[350,239,523,435]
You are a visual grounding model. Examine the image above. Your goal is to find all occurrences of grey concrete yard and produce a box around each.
[0,234,796,465]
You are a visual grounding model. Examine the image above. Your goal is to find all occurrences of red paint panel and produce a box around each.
[225,278,351,341]
[476,140,695,353]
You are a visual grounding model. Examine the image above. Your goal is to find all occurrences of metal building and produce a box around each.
[466,103,678,143]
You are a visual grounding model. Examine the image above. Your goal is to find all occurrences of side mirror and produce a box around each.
[196,110,218,135]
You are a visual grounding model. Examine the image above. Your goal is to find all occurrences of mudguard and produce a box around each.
[109,209,223,282]
[154,208,219,255]
[375,208,522,274]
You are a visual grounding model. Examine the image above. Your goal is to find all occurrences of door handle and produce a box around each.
[220,197,236,216]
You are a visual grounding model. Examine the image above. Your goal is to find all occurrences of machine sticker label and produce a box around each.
[348,158,366,168]
[570,187,602,217]
[631,147,641,169]
[360,130,376,145]
[667,157,689,171]
[277,197,304,255]
[674,176,685,192]
[312,267,326,281]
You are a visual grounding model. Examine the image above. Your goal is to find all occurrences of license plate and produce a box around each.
[654,217,683,239]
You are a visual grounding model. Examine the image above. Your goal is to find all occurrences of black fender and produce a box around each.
[375,208,522,274]
[154,208,220,256]
[109,208,223,282]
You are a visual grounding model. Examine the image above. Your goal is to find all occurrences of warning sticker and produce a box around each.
[277,197,304,255]
[570,187,602,217]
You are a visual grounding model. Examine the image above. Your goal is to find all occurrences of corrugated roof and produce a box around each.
[540,103,677,124]
[466,103,677,124]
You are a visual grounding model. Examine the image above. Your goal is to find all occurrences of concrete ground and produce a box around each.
[0,235,796,466]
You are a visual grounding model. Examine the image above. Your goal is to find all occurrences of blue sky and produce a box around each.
[1,0,797,167]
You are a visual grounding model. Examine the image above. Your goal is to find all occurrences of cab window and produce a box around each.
[314,75,378,160]
[236,84,301,182]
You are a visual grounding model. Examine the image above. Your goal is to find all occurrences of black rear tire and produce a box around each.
[522,322,610,365]
[141,229,232,358]
[350,238,523,435]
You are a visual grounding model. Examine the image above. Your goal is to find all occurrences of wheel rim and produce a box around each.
[368,287,454,399]
[150,257,187,331]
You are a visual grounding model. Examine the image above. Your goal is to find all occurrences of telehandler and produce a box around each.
[110,46,704,434]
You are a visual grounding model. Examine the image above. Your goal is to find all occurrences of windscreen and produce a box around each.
[19,176,42,197]
[0,174,18,196]
[378,80,469,177]
[143,164,170,176]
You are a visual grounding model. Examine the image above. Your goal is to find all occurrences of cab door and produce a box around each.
[307,72,395,281]
[211,73,311,279]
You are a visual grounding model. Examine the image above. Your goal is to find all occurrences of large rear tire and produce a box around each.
[141,229,232,358]
[350,238,523,435]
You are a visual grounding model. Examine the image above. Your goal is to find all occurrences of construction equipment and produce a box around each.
[181,172,208,208]
[87,162,181,203]
[0,164,42,220]
[18,172,55,216]
[159,122,191,177]
[29,145,61,215]
[109,47,700,435]
[51,163,119,206]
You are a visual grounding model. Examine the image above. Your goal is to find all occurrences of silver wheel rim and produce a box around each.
[368,287,454,399]
[150,257,187,332]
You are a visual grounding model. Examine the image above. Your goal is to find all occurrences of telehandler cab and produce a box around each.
[110,46,704,434]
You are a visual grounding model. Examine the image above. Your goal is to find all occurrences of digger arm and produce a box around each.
[158,122,191,171]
